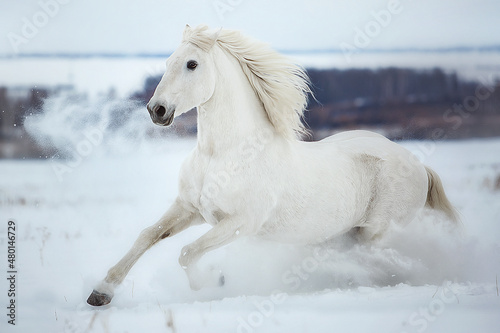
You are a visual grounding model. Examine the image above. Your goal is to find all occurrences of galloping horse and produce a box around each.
[87,25,457,306]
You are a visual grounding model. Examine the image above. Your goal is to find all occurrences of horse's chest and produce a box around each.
[180,154,240,223]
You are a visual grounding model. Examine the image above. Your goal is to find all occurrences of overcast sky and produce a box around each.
[1,0,500,55]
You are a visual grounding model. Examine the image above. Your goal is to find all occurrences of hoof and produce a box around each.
[87,290,112,306]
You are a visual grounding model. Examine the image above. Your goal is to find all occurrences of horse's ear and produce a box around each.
[183,24,192,40]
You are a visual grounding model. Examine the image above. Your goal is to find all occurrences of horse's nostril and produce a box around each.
[156,105,166,118]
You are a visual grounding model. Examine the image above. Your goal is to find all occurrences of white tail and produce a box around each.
[425,166,460,223]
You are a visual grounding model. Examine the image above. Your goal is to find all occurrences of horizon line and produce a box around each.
[1,45,500,59]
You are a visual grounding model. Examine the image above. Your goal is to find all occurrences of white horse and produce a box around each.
[87,25,458,306]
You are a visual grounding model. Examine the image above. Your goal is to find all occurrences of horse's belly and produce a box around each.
[257,189,364,244]
[257,214,354,244]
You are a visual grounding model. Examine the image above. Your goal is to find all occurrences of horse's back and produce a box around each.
[320,130,419,163]
[320,129,428,187]
[319,130,386,143]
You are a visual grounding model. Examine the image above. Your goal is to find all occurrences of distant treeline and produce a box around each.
[305,68,500,139]
[1,67,499,158]
[308,68,460,106]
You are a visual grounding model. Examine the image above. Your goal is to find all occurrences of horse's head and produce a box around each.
[147,25,219,126]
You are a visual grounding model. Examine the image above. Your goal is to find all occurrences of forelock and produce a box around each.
[182,25,217,52]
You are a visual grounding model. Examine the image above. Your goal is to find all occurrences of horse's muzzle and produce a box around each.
[147,103,175,126]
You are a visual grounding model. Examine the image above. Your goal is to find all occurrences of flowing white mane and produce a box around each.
[183,25,312,140]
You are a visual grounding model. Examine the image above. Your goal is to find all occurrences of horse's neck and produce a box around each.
[196,48,275,155]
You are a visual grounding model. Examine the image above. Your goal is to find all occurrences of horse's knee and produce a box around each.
[178,244,198,269]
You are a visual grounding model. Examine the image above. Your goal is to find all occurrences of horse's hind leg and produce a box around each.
[87,198,200,306]
[356,158,427,241]
[357,197,421,242]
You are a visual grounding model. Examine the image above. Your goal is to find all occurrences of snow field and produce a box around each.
[0,95,499,332]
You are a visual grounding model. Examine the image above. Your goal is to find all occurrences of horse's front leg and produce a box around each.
[87,198,199,306]
[179,217,247,290]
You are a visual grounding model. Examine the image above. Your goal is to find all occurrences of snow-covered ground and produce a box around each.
[1,96,500,332]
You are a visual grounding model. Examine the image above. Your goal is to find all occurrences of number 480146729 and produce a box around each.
[7,221,16,270]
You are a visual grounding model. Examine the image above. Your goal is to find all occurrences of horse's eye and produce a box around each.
[187,60,198,70]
